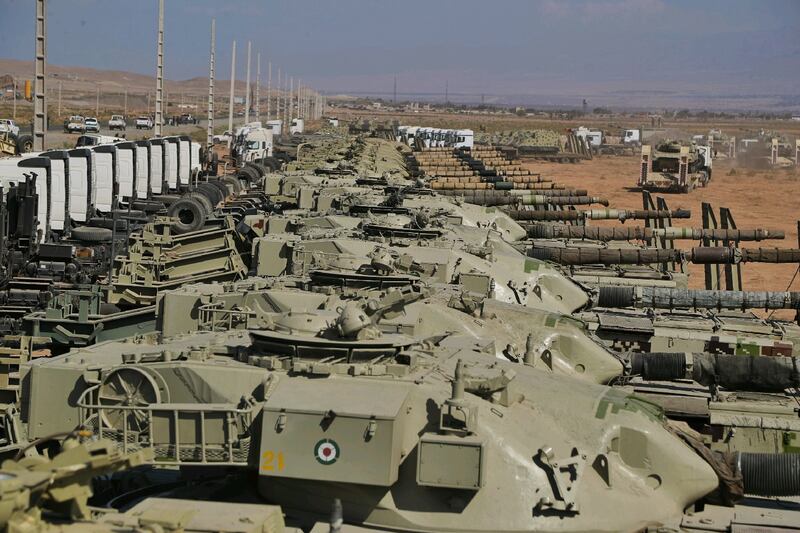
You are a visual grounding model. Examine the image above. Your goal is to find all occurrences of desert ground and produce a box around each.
[526,155,800,297]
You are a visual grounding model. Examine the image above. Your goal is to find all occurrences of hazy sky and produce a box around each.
[1,0,798,99]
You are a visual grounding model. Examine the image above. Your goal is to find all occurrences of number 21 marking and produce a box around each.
[261,450,285,471]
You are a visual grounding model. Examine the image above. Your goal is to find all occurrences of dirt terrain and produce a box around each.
[525,155,800,296]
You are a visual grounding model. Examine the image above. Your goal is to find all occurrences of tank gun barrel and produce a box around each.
[691,247,800,264]
[434,186,588,196]
[626,352,800,393]
[527,223,784,242]
[529,246,681,265]
[597,285,800,310]
[529,246,800,265]
[507,208,691,222]
[434,191,609,207]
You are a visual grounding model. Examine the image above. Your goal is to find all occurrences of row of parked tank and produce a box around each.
[0,131,799,531]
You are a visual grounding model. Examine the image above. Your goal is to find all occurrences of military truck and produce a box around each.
[639,140,712,192]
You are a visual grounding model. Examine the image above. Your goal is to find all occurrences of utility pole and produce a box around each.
[267,61,272,121]
[33,0,47,151]
[289,76,293,124]
[244,41,251,124]
[206,18,215,148]
[227,40,236,146]
[124,87,127,116]
[95,84,100,116]
[57,81,62,117]
[445,79,448,106]
[255,52,260,121]
[393,75,397,104]
[276,67,281,125]
[296,79,301,119]
[12,79,16,119]
[154,0,164,137]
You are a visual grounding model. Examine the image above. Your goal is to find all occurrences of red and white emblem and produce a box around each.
[314,439,340,465]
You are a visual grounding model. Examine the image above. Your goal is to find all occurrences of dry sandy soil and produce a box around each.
[525,155,800,296]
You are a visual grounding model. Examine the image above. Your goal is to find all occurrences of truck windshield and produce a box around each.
[246,141,260,150]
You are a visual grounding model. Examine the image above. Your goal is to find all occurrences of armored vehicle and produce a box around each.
[639,140,712,192]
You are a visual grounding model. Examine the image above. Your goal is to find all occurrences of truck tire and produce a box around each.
[206,179,230,200]
[196,182,224,206]
[236,166,260,184]
[167,197,206,234]
[71,225,113,243]
[16,134,33,154]
[221,175,243,194]
[184,191,213,215]
[87,217,129,231]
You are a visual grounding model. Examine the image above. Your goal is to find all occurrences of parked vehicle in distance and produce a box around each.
[75,134,125,148]
[135,116,154,130]
[108,115,126,131]
[178,114,197,125]
[212,130,233,144]
[64,115,85,133]
[84,117,100,133]
[0,119,20,137]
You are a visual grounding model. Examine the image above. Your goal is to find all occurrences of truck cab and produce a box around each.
[237,128,273,165]
[289,118,305,135]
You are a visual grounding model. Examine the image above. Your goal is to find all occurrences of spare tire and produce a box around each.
[184,191,213,215]
[72,225,113,243]
[167,197,206,234]
[99,303,121,315]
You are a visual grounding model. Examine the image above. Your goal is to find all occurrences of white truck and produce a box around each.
[574,127,603,149]
[64,115,86,134]
[265,120,283,137]
[108,115,127,131]
[135,116,154,130]
[623,127,666,147]
[233,126,273,165]
[289,118,305,135]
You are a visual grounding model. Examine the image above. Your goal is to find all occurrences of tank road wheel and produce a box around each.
[98,367,164,432]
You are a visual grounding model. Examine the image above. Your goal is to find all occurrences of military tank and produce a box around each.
[11,308,800,531]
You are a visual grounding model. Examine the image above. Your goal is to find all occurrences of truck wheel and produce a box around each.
[167,197,206,234]
[206,179,230,200]
[183,191,213,215]
[71,225,113,242]
[16,134,33,154]
[221,175,243,194]
[195,182,224,206]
